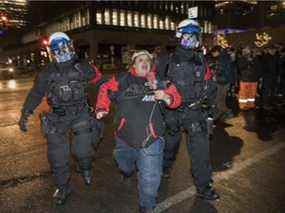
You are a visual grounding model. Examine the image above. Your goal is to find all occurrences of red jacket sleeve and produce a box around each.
[164,84,182,109]
[89,64,102,85]
[95,75,119,112]
[204,63,213,81]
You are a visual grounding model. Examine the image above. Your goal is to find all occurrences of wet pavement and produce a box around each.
[0,78,284,213]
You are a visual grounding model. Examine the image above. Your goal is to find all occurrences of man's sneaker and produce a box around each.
[82,170,92,185]
[162,167,171,179]
[53,186,71,205]
[197,184,220,201]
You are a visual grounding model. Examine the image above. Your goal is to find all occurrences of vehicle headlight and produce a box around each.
[8,68,14,73]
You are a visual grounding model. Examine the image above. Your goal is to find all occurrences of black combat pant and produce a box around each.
[163,108,213,190]
[42,107,95,188]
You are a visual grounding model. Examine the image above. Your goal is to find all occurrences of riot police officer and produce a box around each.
[162,19,219,201]
[18,32,102,205]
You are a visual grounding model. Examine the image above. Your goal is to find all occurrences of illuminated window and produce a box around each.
[96,11,103,24]
[204,21,208,33]
[165,3,168,10]
[127,11,133,27]
[165,17,170,30]
[175,5,179,13]
[147,14,152,29]
[153,15,158,29]
[81,10,86,26]
[134,12,139,27]
[112,10,118,25]
[181,3,185,14]
[170,21,175,31]
[86,9,90,25]
[208,22,212,34]
[140,14,146,28]
[120,10,126,26]
[170,2,174,11]
[104,9,110,25]
[159,19,164,30]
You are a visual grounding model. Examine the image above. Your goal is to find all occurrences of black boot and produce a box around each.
[197,184,220,201]
[82,170,92,186]
[162,167,171,179]
[53,185,71,205]
[139,206,154,213]
[243,110,257,132]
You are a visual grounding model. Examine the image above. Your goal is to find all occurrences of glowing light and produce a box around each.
[7,80,17,89]
[217,34,229,48]
[1,15,8,22]
[254,32,272,47]
[42,39,48,46]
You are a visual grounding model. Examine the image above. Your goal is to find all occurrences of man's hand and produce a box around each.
[96,111,108,119]
[18,112,30,132]
[154,90,171,105]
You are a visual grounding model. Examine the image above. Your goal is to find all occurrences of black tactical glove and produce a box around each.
[18,111,31,132]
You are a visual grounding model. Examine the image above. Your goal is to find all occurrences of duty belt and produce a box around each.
[52,104,86,116]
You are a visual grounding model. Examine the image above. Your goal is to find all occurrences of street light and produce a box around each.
[1,15,8,22]
[42,39,48,46]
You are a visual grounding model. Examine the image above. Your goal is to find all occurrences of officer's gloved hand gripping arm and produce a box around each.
[19,69,48,132]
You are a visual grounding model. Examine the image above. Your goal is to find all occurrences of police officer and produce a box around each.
[18,32,102,205]
[162,19,219,201]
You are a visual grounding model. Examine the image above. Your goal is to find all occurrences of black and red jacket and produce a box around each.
[96,67,181,148]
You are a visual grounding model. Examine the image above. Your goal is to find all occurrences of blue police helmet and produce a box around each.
[176,19,201,38]
[48,32,74,63]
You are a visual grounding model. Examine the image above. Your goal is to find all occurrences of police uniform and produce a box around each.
[163,46,219,200]
[20,57,101,192]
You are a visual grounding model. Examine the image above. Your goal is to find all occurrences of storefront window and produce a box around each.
[153,15,158,29]
[127,11,133,27]
[96,11,103,24]
[86,8,90,25]
[170,21,175,31]
[134,12,139,27]
[208,22,212,34]
[104,9,111,25]
[159,19,164,30]
[120,10,126,26]
[112,10,118,26]
[147,14,152,29]
[165,17,170,30]
[140,14,146,28]
[170,2,174,11]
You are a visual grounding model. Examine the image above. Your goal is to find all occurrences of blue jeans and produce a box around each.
[113,137,164,209]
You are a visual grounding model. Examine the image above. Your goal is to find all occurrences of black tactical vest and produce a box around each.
[168,53,207,105]
[112,72,165,148]
[46,63,88,107]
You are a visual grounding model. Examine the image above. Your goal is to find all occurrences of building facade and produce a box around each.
[2,1,216,72]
